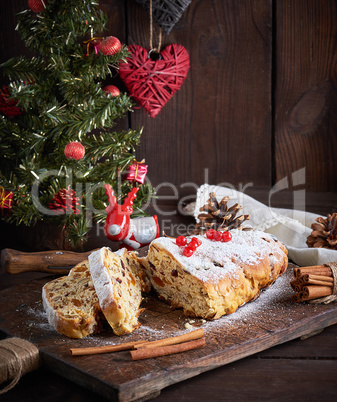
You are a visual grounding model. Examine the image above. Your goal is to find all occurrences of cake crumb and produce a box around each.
[184,322,194,330]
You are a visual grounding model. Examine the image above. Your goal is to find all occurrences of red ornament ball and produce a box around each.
[64,141,85,160]
[103,85,120,97]
[28,0,47,13]
[99,36,122,56]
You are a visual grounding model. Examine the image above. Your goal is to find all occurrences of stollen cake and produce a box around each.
[42,260,105,339]
[88,247,147,336]
[141,230,288,319]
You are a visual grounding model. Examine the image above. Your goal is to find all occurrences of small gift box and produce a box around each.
[126,160,148,184]
[83,37,103,56]
[0,186,13,211]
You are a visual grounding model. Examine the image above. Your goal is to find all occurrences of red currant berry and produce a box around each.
[188,242,197,251]
[206,229,216,239]
[176,236,187,247]
[191,237,202,247]
[222,231,232,242]
[183,247,194,257]
[213,231,222,241]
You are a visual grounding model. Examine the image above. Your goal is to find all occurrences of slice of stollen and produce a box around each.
[42,260,105,339]
[88,247,146,336]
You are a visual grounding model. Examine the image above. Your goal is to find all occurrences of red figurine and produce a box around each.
[104,185,159,249]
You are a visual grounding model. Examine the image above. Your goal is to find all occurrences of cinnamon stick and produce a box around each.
[300,275,333,287]
[290,279,302,292]
[294,265,332,278]
[305,279,333,287]
[292,292,304,303]
[292,263,336,302]
[130,338,206,360]
[135,328,204,349]
[300,274,333,283]
[70,328,205,356]
[301,285,333,301]
[70,340,147,356]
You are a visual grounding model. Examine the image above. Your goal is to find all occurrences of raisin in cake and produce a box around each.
[42,260,105,339]
[141,230,288,319]
[88,247,147,336]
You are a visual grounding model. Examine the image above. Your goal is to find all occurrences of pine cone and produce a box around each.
[49,186,80,215]
[194,192,250,234]
[306,213,337,249]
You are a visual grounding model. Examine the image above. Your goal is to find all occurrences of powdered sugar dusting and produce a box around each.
[89,247,114,309]
[26,306,54,332]
[202,271,291,328]
[151,230,285,283]
[114,248,127,257]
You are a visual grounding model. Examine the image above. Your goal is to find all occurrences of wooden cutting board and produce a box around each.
[1,264,337,402]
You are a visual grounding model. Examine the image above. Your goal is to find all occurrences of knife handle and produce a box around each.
[1,248,93,274]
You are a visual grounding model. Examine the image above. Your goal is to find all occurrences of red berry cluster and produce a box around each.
[176,236,202,257]
[206,229,232,242]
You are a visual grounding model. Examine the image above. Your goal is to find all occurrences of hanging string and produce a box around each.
[149,0,162,53]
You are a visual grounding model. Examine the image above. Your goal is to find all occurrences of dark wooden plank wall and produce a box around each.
[127,0,273,194]
[1,0,336,195]
[274,0,337,192]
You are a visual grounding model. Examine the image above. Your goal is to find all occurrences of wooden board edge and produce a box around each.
[37,309,337,402]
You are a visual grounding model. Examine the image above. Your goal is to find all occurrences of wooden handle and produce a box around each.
[1,248,93,274]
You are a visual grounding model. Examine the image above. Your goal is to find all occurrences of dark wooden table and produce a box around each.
[1,268,337,401]
[1,199,337,401]
[1,267,337,402]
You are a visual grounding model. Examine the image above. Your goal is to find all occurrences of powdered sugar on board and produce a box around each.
[199,268,295,329]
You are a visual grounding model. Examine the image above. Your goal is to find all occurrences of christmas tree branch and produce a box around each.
[0,56,46,83]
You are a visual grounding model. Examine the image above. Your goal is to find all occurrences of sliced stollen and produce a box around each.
[140,230,288,320]
[42,260,105,339]
[88,247,147,336]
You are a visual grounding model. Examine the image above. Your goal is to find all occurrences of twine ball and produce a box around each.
[0,337,39,395]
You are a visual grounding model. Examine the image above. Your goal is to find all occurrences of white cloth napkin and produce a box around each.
[194,184,337,267]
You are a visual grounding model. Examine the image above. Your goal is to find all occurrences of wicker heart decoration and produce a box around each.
[119,43,190,118]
